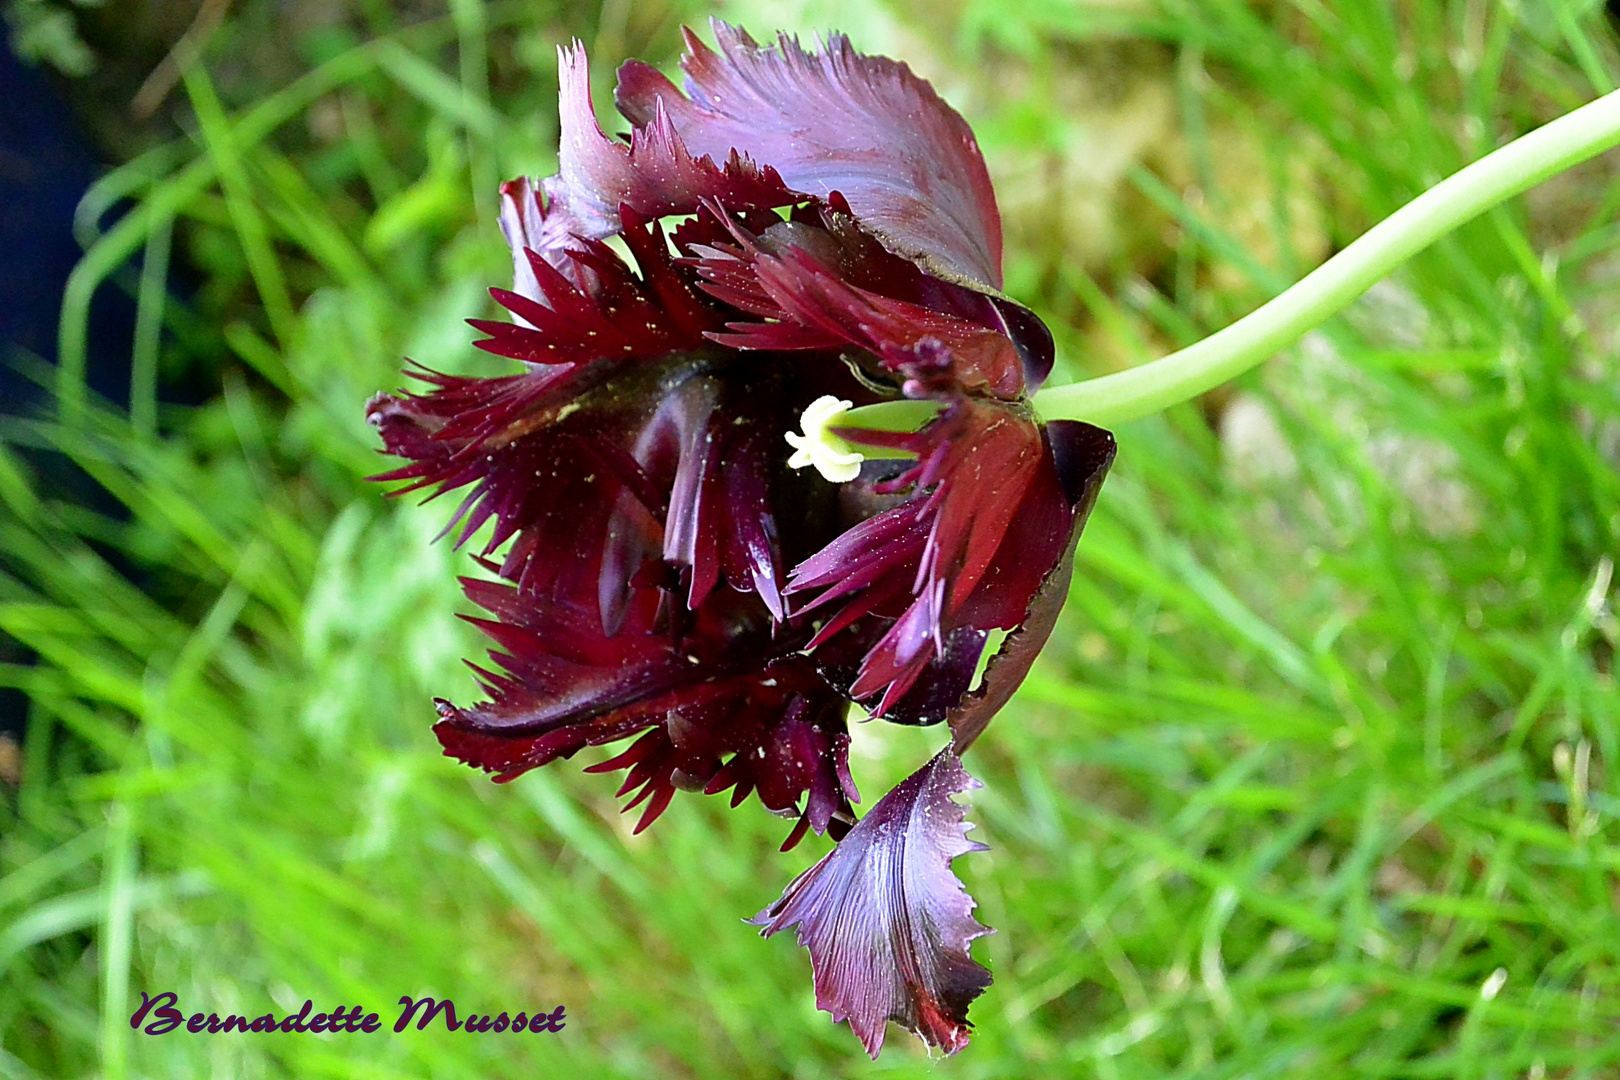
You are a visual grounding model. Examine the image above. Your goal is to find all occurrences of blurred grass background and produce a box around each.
[3,0,1620,1076]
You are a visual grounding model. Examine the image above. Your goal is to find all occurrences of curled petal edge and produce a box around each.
[948,420,1116,754]
[751,747,991,1057]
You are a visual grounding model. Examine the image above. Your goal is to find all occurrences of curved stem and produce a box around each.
[1031,87,1620,427]
[841,88,1620,436]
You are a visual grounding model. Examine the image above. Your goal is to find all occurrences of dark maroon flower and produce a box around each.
[367,21,1114,1055]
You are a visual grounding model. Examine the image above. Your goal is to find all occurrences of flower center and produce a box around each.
[784,396,866,483]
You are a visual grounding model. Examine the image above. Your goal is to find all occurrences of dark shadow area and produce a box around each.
[0,47,139,743]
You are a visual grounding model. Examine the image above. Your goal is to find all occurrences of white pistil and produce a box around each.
[784,396,865,483]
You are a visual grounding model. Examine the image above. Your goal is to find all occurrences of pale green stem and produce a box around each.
[130,213,173,440]
[843,87,1620,435]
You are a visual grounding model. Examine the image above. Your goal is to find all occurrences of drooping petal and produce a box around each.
[751,747,991,1057]
[616,20,1004,290]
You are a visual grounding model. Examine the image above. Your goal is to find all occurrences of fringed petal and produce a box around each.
[751,747,991,1056]
[433,578,855,833]
[522,41,797,273]
[701,240,1026,399]
[616,20,1003,290]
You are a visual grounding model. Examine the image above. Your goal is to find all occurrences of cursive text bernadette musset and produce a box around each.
[129,992,567,1035]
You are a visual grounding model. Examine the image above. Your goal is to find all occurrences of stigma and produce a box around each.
[785,396,865,483]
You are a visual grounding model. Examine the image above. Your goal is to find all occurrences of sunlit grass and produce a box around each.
[3,1,1619,1077]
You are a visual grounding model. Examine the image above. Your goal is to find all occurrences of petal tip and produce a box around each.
[753,748,991,1056]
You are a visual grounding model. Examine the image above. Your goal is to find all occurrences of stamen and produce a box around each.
[785,396,865,483]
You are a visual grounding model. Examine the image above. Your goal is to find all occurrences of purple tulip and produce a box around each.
[367,21,1114,1054]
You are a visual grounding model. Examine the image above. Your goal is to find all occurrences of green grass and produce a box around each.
[4,1,1620,1076]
